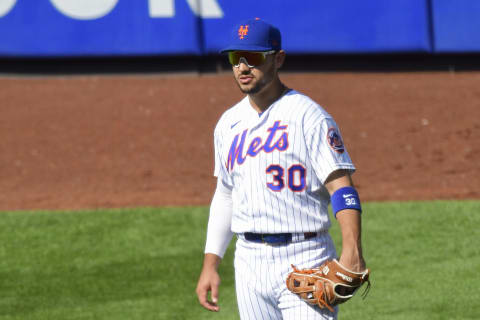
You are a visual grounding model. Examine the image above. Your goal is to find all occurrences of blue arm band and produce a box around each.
[330,186,362,218]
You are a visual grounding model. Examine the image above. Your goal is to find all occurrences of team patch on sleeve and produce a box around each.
[327,127,345,153]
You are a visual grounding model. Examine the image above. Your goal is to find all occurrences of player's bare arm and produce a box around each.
[196,253,222,312]
[325,169,366,272]
[336,208,365,271]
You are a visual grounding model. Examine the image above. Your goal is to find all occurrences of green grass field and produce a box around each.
[0,201,479,320]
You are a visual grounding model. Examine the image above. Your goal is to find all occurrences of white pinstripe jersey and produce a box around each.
[214,90,355,234]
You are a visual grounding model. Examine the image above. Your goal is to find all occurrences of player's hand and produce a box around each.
[196,267,221,311]
[196,254,222,312]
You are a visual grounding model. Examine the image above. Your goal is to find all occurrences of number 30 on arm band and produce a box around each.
[330,186,362,218]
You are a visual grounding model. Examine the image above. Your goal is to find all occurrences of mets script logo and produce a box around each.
[227,121,289,172]
[238,25,249,39]
[327,127,345,153]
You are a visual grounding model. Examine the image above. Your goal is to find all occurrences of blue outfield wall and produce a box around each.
[202,0,432,54]
[0,0,203,56]
[431,0,480,53]
[0,0,478,57]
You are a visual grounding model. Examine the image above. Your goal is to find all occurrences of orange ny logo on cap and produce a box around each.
[238,25,249,39]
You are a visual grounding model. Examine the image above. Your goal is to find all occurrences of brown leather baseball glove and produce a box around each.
[286,259,371,312]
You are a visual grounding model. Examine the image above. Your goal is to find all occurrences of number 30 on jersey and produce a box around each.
[266,164,306,192]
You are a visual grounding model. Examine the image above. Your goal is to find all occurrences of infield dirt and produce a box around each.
[1,71,479,211]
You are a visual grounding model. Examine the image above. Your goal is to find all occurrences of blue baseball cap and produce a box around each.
[220,18,281,53]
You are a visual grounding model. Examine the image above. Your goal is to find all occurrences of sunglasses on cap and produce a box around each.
[228,50,276,68]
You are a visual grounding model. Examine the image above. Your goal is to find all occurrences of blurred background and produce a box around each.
[1,0,480,211]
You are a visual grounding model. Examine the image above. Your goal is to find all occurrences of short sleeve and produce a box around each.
[213,125,234,187]
[306,117,356,184]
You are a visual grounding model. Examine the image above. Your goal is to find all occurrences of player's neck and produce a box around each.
[248,79,288,114]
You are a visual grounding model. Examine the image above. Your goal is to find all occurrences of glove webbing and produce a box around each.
[291,265,334,312]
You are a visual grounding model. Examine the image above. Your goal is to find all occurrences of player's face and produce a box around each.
[231,51,282,95]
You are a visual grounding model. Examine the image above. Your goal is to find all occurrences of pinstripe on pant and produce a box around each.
[234,232,338,320]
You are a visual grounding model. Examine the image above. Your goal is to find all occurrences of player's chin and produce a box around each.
[237,81,261,94]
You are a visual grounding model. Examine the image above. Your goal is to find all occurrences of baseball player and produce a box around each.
[196,18,367,319]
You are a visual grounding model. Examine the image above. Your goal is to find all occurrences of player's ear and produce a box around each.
[275,50,286,69]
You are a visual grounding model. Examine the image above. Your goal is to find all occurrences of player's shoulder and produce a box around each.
[214,96,250,135]
[282,90,333,122]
